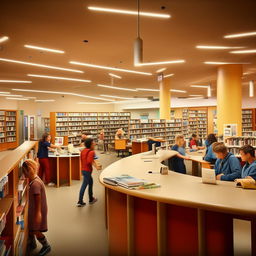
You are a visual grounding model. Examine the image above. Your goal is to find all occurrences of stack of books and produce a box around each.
[103,175,160,190]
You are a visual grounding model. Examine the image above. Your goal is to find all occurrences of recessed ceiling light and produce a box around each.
[97,84,137,92]
[0,58,83,73]
[191,85,209,88]
[12,89,114,101]
[6,97,28,101]
[27,74,91,83]
[196,45,245,49]
[136,88,159,92]
[164,73,174,78]
[171,89,187,93]
[35,99,56,102]
[135,60,185,66]
[156,68,166,73]
[69,61,152,76]
[0,80,32,83]
[108,73,122,79]
[224,31,256,38]
[100,94,135,100]
[204,61,250,65]
[87,6,171,18]
[0,36,9,43]
[24,44,65,54]
[230,49,256,54]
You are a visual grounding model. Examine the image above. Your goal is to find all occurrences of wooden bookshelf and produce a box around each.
[0,141,37,256]
[0,110,19,152]
[225,136,256,155]
[242,108,255,132]
[50,112,131,146]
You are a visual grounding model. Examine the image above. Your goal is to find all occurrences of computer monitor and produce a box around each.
[55,137,64,146]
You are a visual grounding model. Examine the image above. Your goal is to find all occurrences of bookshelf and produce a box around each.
[242,109,255,132]
[42,118,50,133]
[0,110,18,152]
[50,112,131,146]
[225,136,256,155]
[0,141,37,256]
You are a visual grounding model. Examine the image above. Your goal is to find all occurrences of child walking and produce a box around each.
[77,138,101,207]
[22,159,51,256]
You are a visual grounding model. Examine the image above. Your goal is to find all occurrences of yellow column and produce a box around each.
[217,64,242,136]
[159,76,171,120]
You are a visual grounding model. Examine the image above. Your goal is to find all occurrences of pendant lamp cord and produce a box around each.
[137,0,140,37]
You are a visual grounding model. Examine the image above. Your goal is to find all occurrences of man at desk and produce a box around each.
[212,142,241,181]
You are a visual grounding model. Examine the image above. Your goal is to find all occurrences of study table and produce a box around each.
[48,153,81,187]
[100,152,256,256]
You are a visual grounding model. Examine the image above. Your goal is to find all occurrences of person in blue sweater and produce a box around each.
[212,142,241,181]
[203,134,217,164]
[169,135,190,174]
[239,145,256,180]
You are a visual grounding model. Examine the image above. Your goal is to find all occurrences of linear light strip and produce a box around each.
[230,49,256,54]
[87,6,171,18]
[224,31,256,38]
[0,58,83,73]
[0,36,9,43]
[27,74,91,83]
[136,88,159,92]
[35,99,56,102]
[11,89,114,101]
[24,44,65,54]
[0,80,32,83]
[163,73,174,78]
[70,61,152,76]
[108,73,122,79]
[135,60,185,66]
[0,94,23,97]
[204,61,250,65]
[190,85,209,88]
[0,92,10,94]
[100,94,135,100]
[196,45,245,49]
[6,97,28,101]
[97,84,137,91]
[156,67,166,73]
[171,89,187,93]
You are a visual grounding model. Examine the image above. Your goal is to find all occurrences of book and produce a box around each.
[103,175,160,190]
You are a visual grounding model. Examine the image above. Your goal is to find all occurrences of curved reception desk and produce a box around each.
[49,154,81,187]
[100,153,256,256]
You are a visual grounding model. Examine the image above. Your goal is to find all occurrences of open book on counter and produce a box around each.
[103,175,161,190]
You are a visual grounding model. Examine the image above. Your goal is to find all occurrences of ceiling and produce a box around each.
[0,0,256,102]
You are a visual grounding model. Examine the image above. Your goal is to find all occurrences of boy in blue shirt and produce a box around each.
[239,145,256,180]
[212,142,241,181]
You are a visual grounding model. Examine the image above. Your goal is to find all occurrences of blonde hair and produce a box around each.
[212,142,227,154]
[22,159,39,176]
[175,135,185,147]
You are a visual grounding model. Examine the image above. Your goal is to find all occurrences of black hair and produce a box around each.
[84,138,94,149]
[240,145,255,157]
[206,133,217,145]
[191,134,197,138]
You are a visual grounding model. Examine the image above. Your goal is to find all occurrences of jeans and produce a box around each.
[79,171,93,202]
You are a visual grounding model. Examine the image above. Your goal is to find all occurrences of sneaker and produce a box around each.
[77,201,86,207]
[39,245,51,256]
[28,237,37,250]
[47,182,55,187]
[89,197,98,205]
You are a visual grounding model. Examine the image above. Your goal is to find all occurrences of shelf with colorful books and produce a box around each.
[242,109,255,132]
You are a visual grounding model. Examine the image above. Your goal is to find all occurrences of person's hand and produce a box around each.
[216,174,224,180]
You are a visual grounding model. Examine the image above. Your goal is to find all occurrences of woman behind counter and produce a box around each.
[37,133,60,186]
[169,135,190,174]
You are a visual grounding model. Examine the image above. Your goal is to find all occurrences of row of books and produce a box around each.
[0,176,8,199]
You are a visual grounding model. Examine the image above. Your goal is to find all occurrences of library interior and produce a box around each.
[0,0,256,256]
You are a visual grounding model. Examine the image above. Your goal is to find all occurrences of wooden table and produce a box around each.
[132,141,149,155]
[100,152,256,256]
[49,154,81,187]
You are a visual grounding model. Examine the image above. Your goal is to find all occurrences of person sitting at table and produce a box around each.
[169,135,190,174]
[147,137,165,151]
[203,133,217,164]
[212,142,241,181]
[115,128,125,139]
[189,134,199,149]
[239,145,256,180]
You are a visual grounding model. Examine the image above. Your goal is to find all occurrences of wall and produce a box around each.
[0,98,18,110]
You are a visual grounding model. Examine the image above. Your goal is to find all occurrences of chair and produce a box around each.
[115,139,128,157]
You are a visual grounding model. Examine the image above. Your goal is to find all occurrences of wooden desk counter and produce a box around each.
[48,154,81,187]
[100,153,256,256]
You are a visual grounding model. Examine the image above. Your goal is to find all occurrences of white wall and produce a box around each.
[0,98,18,110]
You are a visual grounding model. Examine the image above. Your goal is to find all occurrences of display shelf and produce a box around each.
[242,109,255,132]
